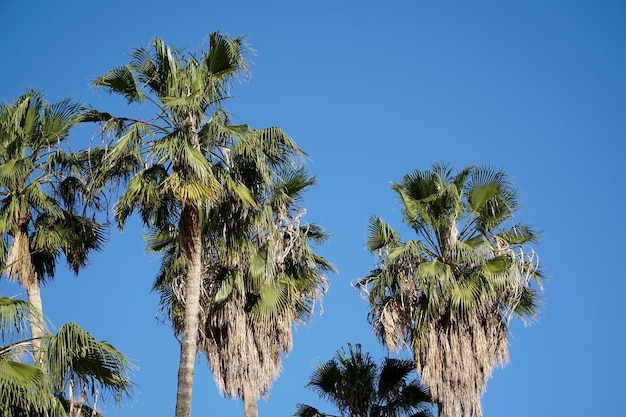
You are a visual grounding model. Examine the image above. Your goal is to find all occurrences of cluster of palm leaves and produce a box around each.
[0,298,133,417]
[295,343,433,417]
[356,163,543,417]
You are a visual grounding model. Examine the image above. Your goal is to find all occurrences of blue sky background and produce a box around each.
[1,1,625,416]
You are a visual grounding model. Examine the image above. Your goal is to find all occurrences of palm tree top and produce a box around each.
[296,343,433,417]
[94,32,250,119]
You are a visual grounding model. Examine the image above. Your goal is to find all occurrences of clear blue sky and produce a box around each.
[1,1,625,416]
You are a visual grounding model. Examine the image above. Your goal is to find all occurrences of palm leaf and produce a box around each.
[44,322,135,405]
[94,66,144,104]
[367,216,400,252]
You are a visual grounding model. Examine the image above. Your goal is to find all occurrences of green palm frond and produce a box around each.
[246,126,303,165]
[39,97,82,144]
[161,169,220,203]
[269,167,315,210]
[44,322,135,405]
[367,216,401,252]
[388,239,432,263]
[300,344,432,417]
[449,275,484,316]
[114,164,171,226]
[377,357,415,398]
[104,121,151,163]
[499,223,539,244]
[0,156,33,183]
[128,45,160,93]
[30,210,106,280]
[0,298,33,343]
[24,181,61,215]
[205,31,250,82]
[94,66,144,104]
[0,359,53,415]
[56,176,87,211]
[252,279,293,321]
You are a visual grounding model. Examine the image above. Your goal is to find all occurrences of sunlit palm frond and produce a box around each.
[366,216,401,252]
[205,31,250,84]
[94,66,144,104]
[0,158,33,188]
[0,359,54,416]
[0,298,33,343]
[44,322,135,406]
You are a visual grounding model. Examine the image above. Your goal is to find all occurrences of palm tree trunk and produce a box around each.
[175,203,203,417]
[242,389,258,417]
[7,227,44,355]
[25,278,44,348]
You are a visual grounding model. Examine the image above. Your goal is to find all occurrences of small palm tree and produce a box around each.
[0,297,134,417]
[0,90,106,350]
[355,163,543,417]
[89,33,303,417]
[295,343,433,417]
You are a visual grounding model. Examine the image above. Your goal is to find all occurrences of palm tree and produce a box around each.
[89,33,303,417]
[0,297,134,417]
[295,343,433,417]
[355,163,543,417]
[150,143,333,417]
[0,90,106,351]
[202,164,333,417]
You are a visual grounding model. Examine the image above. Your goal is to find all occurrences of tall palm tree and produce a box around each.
[0,297,134,417]
[0,91,106,350]
[89,33,302,417]
[295,343,433,417]
[355,163,543,417]
[150,139,333,417]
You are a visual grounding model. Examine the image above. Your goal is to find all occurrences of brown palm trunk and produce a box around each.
[175,203,203,417]
[7,225,44,356]
[242,388,258,417]
[25,276,44,346]
[173,110,206,417]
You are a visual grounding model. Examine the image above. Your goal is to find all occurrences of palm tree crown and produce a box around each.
[0,90,106,346]
[356,163,543,417]
[295,343,433,417]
